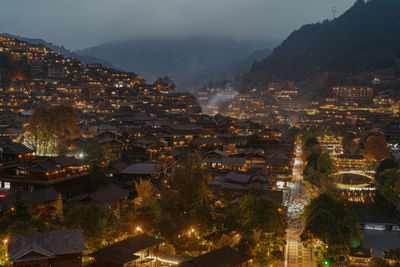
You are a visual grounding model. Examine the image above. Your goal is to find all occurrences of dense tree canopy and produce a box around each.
[82,139,108,191]
[25,105,81,155]
[155,152,213,253]
[362,135,391,162]
[342,132,360,155]
[64,204,120,250]
[240,0,400,90]
[301,194,360,263]
[303,150,335,188]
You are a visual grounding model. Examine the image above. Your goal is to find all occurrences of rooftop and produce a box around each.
[8,229,87,262]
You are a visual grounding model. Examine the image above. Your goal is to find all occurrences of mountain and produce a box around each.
[1,33,113,68]
[178,48,271,91]
[241,0,400,89]
[76,36,276,90]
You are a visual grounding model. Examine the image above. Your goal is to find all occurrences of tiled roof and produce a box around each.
[0,142,33,155]
[50,155,86,167]
[8,229,87,261]
[21,187,59,206]
[223,172,252,184]
[349,247,372,258]
[179,247,251,267]
[221,157,245,167]
[89,184,128,205]
[121,163,159,175]
[89,234,163,265]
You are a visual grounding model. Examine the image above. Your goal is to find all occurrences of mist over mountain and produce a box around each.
[1,33,113,68]
[240,0,400,90]
[178,48,272,91]
[75,36,276,91]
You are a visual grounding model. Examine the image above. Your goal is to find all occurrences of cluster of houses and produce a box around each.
[2,34,399,267]
[198,80,400,141]
[7,230,251,267]
[0,35,302,267]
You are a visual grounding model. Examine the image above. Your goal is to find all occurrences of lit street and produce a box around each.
[281,144,316,267]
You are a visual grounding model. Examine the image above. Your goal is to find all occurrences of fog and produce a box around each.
[0,0,354,50]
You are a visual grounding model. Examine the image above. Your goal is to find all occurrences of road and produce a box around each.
[280,144,317,267]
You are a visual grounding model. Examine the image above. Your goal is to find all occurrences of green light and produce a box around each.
[323,259,330,265]
[352,240,360,247]
[155,235,159,239]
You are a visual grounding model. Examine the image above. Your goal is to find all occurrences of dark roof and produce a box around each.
[0,142,33,155]
[221,158,245,167]
[0,136,12,144]
[134,139,157,145]
[8,229,87,261]
[349,247,372,258]
[21,187,59,206]
[89,184,128,205]
[204,149,229,158]
[98,136,123,144]
[89,234,164,265]
[223,172,252,184]
[95,130,122,138]
[25,156,87,173]
[121,163,159,175]
[265,156,291,166]
[109,161,129,173]
[26,160,61,173]
[179,247,251,267]
[50,156,86,167]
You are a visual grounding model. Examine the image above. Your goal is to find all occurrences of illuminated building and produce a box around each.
[332,86,373,99]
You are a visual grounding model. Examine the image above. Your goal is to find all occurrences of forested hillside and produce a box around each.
[241,0,400,89]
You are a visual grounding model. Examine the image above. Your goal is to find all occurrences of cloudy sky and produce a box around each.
[0,0,354,50]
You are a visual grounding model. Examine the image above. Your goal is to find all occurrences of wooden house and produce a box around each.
[8,229,87,267]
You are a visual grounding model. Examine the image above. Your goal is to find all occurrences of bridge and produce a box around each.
[332,170,375,190]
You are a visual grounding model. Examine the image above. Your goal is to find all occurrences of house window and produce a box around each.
[4,182,10,189]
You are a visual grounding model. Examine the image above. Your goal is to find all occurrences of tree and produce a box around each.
[239,195,285,235]
[362,135,391,162]
[83,139,107,191]
[121,148,133,164]
[64,204,119,250]
[376,158,400,177]
[301,194,360,263]
[342,132,360,155]
[154,152,213,253]
[317,72,340,96]
[303,150,335,188]
[24,105,81,155]
[377,169,400,194]
[237,195,286,265]
[135,179,154,206]
[301,131,322,160]
[83,139,105,167]
[0,200,47,239]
